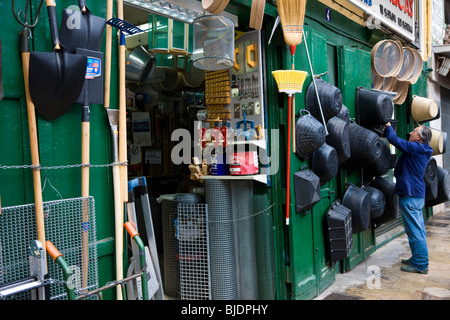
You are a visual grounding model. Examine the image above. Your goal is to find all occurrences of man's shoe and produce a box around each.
[401,265,428,274]
[401,258,412,265]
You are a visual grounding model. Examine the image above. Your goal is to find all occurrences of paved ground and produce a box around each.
[315,206,450,300]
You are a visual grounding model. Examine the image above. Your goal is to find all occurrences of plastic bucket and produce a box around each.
[411,96,440,122]
[295,110,327,159]
[342,184,371,234]
[305,78,342,123]
[356,87,393,129]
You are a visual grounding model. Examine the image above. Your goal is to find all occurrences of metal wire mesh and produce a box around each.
[177,203,210,300]
[0,197,98,300]
[205,179,237,300]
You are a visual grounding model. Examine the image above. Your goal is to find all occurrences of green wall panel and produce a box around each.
[0,0,118,300]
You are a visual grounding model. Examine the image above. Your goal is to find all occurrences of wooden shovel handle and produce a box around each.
[104,0,113,109]
[21,51,46,256]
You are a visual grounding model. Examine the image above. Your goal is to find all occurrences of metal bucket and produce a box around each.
[126,45,156,82]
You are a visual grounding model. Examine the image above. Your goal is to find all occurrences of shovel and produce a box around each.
[60,0,106,53]
[29,0,87,121]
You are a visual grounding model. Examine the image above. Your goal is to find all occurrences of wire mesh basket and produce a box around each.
[0,197,98,300]
[192,15,235,71]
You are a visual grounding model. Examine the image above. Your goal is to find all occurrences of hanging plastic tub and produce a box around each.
[426,166,450,206]
[326,116,350,163]
[344,122,383,172]
[362,185,386,220]
[326,200,353,264]
[429,128,446,156]
[411,96,440,123]
[371,177,399,228]
[192,15,235,71]
[311,143,339,185]
[305,78,342,123]
[342,184,371,234]
[424,157,438,187]
[295,110,327,159]
[363,139,394,181]
[126,45,156,82]
[336,104,350,123]
[294,168,321,213]
[356,87,393,129]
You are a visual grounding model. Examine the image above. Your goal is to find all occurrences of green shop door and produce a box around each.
[338,45,376,271]
[285,28,338,299]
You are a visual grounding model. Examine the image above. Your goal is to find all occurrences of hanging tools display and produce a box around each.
[272,70,308,225]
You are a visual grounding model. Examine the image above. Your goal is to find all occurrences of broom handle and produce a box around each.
[290,45,296,154]
[286,94,292,225]
[303,37,328,135]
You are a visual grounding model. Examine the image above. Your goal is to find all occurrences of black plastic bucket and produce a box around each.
[342,184,371,234]
[362,185,386,220]
[426,166,450,206]
[343,123,383,172]
[294,168,321,213]
[312,143,339,185]
[371,177,399,228]
[326,116,351,163]
[305,78,342,123]
[336,104,350,123]
[362,139,394,181]
[356,87,393,129]
[295,110,327,159]
[424,157,438,186]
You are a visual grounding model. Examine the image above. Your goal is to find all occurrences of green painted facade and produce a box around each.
[0,0,429,300]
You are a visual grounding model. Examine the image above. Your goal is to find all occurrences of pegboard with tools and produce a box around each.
[227,30,266,142]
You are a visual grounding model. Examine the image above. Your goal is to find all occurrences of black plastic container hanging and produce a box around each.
[326,200,353,264]
[305,78,342,123]
[342,184,372,234]
[326,116,351,164]
[295,109,327,160]
[311,143,339,185]
[356,87,393,129]
[294,167,321,213]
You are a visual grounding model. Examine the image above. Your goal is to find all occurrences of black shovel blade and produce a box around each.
[60,7,106,53]
[29,51,87,121]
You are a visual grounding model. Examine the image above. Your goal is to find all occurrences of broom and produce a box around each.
[272,70,308,225]
[277,0,307,154]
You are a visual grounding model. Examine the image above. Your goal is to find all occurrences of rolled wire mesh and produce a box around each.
[205,179,237,300]
[0,197,98,300]
[161,199,180,298]
[177,203,210,300]
[231,181,258,299]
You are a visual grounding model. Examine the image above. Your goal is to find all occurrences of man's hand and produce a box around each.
[385,122,391,127]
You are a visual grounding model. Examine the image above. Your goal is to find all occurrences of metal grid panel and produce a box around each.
[177,203,210,300]
[0,197,98,300]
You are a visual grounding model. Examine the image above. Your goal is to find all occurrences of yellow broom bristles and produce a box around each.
[272,70,308,95]
[277,0,307,46]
